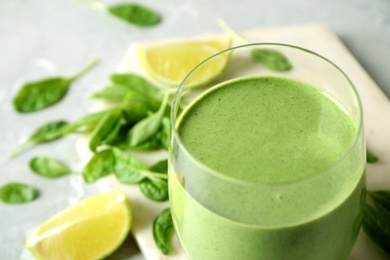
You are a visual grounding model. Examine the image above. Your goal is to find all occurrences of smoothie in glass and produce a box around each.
[169,44,365,260]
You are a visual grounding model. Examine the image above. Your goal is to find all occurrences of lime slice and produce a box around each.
[139,36,231,87]
[25,191,132,260]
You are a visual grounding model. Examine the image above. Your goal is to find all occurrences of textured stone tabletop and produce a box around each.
[1,0,390,259]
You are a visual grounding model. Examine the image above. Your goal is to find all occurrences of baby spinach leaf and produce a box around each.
[11,108,116,158]
[127,93,169,147]
[112,148,148,184]
[156,117,171,150]
[9,120,69,158]
[250,49,292,71]
[132,116,170,150]
[363,191,390,254]
[139,159,169,201]
[13,78,71,113]
[363,204,390,254]
[112,148,167,184]
[103,120,163,151]
[91,84,134,102]
[119,115,169,151]
[367,149,379,163]
[29,156,71,178]
[122,100,161,124]
[89,108,123,152]
[13,60,98,113]
[128,134,162,150]
[367,190,390,212]
[0,183,38,204]
[101,123,132,149]
[139,178,168,201]
[28,120,69,142]
[82,149,114,183]
[92,73,163,102]
[150,159,168,174]
[153,208,174,255]
[80,0,160,27]
[108,4,160,26]
[110,74,162,99]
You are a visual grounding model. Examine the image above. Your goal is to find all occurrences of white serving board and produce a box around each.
[76,24,390,259]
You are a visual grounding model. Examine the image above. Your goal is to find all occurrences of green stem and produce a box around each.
[162,90,170,106]
[77,0,109,12]
[155,90,170,116]
[8,141,33,158]
[217,18,250,45]
[69,59,99,81]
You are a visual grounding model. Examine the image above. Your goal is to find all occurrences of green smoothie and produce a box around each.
[169,76,365,259]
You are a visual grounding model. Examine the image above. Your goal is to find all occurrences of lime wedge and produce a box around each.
[25,191,132,260]
[139,36,231,87]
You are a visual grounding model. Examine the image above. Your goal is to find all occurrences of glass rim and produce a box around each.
[170,42,364,187]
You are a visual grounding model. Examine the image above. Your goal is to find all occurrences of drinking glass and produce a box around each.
[169,43,365,260]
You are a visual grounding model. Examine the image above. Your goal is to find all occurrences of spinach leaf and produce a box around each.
[127,93,169,147]
[0,183,38,204]
[129,134,162,150]
[91,84,134,102]
[110,103,169,151]
[108,4,160,26]
[110,74,162,99]
[28,120,69,142]
[89,108,123,152]
[112,148,148,184]
[367,190,390,212]
[156,117,171,149]
[13,78,71,113]
[11,108,116,158]
[101,123,132,149]
[29,156,71,178]
[92,73,163,102]
[250,49,292,71]
[101,122,161,151]
[80,0,160,27]
[139,178,168,201]
[126,116,170,151]
[139,160,169,201]
[150,159,168,174]
[116,115,170,151]
[9,120,69,158]
[82,149,114,183]
[367,149,379,163]
[363,204,390,254]
[122,100,161,124]
[363,190,390,254]
[112,148,167,184]
[13,60,98,113]
[153,208,174,255]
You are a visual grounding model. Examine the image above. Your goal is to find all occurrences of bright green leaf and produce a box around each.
[251,49,292,71]
[13,60,98,113]
[108,4,160,26]
[29,156,71,178]
[153,208,174,255]
[0,183,38,204]
[82,149,114,183]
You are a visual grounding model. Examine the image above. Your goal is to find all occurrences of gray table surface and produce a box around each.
[1,0,390,259]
